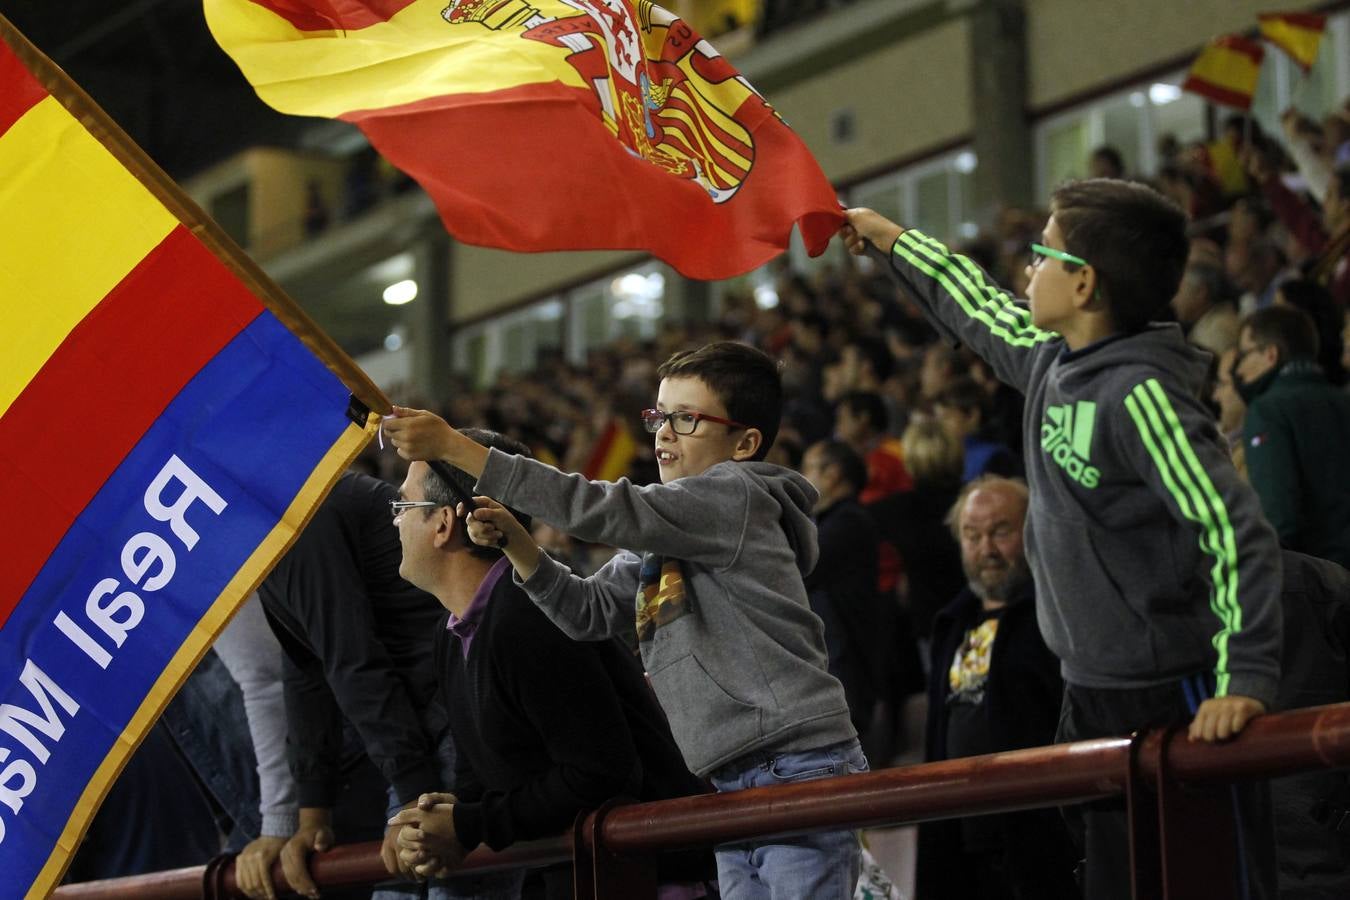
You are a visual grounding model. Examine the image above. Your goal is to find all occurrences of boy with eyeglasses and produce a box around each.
[842,179,1283,898]
[383,341,863,900]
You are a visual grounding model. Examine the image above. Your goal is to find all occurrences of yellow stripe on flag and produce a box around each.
[205,0,589,119]
[1259,15,1325,71]
[1188,44,1262,95]
[0,96,176,419]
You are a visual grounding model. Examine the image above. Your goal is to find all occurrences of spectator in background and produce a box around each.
[801,439,889,743]
[916,476,1078,900]
[1089,145,1126,180]
[1233,237,1293,314]
[934,376,1018,482]
[835,390,911,606]
[1235,306,1350,568]
[1276,278,1346,385]
[918,342,965,405]
[1173,260,1240,355]
[1211,347,1248,476]
[871,418,965,644]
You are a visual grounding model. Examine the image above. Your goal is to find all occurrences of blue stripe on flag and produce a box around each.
[0,311,356,893]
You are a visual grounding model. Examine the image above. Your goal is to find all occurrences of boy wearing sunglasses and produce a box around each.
[842,179,1282,899]
[384,341,864,900]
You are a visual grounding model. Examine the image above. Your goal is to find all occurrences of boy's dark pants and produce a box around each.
[1056,681,1278,900]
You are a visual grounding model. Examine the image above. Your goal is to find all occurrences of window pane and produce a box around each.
[1044,116,1089,192]
[914,170,951,240]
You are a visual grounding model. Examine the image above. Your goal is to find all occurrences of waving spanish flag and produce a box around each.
[0,17,385,896]
[205,0,844,280]
[1182,35,1265,110]
[1259,10,1326,72]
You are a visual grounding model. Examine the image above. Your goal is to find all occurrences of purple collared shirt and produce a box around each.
[445,557,512,658]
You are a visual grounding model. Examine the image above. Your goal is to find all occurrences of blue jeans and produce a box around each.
[708,739,868,900]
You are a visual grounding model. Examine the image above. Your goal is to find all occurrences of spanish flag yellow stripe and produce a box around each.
[204,0,588,119]
[1187,44,1262,97]
[0,96,176,419]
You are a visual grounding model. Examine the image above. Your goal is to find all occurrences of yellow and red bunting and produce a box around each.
[583,418,638,482]
[0,18,386,895]
[206,0,844,280]
[1259,10,1326,72]
[1182,35,1265,111]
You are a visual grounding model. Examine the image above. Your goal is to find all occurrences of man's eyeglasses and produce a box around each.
[640,408,750,435]
[390,499,441,522]
[1030,242,1089,270]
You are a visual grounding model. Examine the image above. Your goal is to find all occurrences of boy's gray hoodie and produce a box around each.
[885,229,1282,708]
[476,452,857,777]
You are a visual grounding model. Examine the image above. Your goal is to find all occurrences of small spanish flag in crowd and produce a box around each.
[206,0,844,280]
[0,16,384,896]
[1258,10,1326,72]
[583,418,639,482]
[1182,34,1266,110]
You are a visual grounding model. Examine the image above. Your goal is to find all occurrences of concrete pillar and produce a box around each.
[410,232,453,407]
[967,0,1034,220]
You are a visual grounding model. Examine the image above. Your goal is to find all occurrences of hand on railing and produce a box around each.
[389,792,465,880]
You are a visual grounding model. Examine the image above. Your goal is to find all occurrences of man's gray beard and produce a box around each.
[966,557,1031,603]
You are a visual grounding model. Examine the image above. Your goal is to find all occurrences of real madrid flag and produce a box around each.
[0,16,385,896]
[205,0,845,280]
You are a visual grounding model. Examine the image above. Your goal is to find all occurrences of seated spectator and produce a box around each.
[1269,551,1350,899]
[1089,145,1126,180]
[1173,260,1240,355]
[1211,347,1248,476]
[801,439,888,738]
[1276,278,1346,385]
[390,441,710,892]
[256,471,498,898]
[916,476,1078,900]
[835,391,912,503]
[934,376,1018,482]
[1247,149,1350,308]
[869,418,965,642]
[1235,306,1350,567]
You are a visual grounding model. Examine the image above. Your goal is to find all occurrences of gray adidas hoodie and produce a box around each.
[475,451,857,777]
[886,229,1282,707]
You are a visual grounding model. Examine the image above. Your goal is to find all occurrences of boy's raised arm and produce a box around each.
[842,208,1051,394]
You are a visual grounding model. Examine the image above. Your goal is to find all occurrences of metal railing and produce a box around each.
[54,701,1350,900]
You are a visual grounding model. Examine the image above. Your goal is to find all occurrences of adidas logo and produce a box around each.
[1040,401,1100,489]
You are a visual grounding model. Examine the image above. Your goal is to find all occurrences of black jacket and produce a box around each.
[1272,550,1350,898]
[443,568,707,853]
[917,581,1077,900]
[259,472,446,807]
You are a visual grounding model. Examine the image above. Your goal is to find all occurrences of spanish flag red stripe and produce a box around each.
[0,43,43,132]
[0,227,264,625]
[208,0,844,280]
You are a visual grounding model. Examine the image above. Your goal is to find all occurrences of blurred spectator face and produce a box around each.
[1172,267,1212,325]
[1341,310,1350,373]
[958,483,1030,604]
[651,376,754,483]
[919,344,955,401]
[1324,173,1349,233]
[1089,148,1125,180]
[1212,349,1246,435]
[1234,326,1281,387]
[833,402,867,445]
[935,402,979,443]
[800,443,841,513]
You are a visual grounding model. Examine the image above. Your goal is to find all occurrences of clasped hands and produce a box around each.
[388,792,466,881]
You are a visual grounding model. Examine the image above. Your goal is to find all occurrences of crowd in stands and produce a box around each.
[67,99,1350,899]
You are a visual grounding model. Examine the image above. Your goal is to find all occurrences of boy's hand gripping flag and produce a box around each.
[205,0,844,280]
[0,16,387,897]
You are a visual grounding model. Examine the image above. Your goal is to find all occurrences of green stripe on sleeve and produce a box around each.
[1125,380,1239,695]
[893,230,1057,349]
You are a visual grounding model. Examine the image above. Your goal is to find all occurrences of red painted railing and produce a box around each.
[52,701,1350,900]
